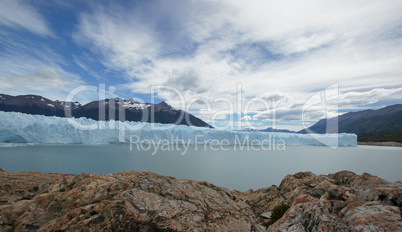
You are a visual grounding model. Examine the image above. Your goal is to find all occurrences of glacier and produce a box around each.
[0,111,357,147]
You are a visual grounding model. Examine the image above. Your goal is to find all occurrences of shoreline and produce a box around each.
[358,141,402,147]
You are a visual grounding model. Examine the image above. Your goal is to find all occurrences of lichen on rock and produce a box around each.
[0,169,401,231]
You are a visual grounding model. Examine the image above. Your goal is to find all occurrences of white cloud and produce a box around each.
[241,115,253,121]
[74,0,402,126]
[0,0,52,36]
[0,67,88,102]
[251,87,402,128]
[339,88,402,108]
[0,41,90,102]
[0,67,65,93]
[277,33,335,55]
[74,4,160,76]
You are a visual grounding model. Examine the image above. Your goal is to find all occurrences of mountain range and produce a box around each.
[242,104,402,138]
[240,127,296,133]
[299,104,402,143]
[0,94,212,128]
[1,93,401,140]
[299,104,402,134]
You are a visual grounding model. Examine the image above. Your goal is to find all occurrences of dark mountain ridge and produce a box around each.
[299,104,402,135]
[0,94,212,128]
[240,127,296,133]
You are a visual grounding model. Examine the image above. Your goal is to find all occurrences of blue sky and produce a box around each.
[0,0,402,131]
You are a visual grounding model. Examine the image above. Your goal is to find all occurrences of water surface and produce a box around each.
[0,144,401,191]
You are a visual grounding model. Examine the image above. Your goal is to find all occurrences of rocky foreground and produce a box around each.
[0,168,401,231]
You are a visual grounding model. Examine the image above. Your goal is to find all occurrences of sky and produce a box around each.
[0,0,401,131]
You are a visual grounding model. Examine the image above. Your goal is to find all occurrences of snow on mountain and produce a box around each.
[0,94,212,128]
[56,100,81,109]
[119,98,151,110]
[0,111,357,146]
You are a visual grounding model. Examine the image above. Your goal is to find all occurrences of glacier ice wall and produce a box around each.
[0,111,357,147]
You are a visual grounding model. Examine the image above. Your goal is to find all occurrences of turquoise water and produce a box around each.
[0,144,401,191]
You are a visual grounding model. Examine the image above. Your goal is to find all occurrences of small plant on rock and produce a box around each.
[263,203,290,228]
[334,180,344,186]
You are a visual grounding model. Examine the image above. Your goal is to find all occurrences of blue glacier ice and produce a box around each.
[0,111,357,147]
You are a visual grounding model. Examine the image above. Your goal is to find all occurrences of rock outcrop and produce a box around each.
[243,171,402,231]
[0,169,264,231]
[0,168,401,231]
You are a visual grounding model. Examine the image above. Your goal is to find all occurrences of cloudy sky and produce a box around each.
[0,0,401,131]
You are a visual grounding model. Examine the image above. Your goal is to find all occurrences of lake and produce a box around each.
[0,144,401,191]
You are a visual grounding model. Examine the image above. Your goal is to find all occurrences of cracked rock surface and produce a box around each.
[0,168,401,231]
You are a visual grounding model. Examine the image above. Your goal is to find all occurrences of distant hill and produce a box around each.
[241,127,296,133]
[0,94,212,128]
[299,104,402,137]
[357,131,402,143]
